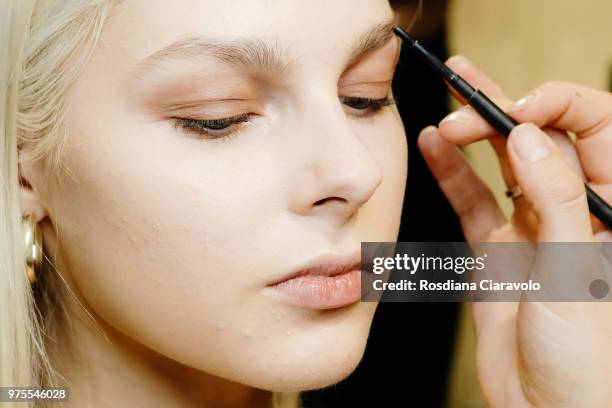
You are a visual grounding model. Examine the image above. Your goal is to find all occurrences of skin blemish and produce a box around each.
[49,0,406,401]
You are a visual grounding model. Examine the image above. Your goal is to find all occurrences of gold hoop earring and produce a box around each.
[22,213,43,284]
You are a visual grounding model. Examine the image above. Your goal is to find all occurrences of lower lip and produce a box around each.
[266,270,362,310]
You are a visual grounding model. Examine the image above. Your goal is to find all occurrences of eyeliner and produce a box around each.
[393,25,612,230]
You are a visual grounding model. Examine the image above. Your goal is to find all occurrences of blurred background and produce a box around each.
[303,1,612,406]
[448,2,612,406]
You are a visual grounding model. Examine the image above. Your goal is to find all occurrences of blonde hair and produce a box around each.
[0,1,298,407]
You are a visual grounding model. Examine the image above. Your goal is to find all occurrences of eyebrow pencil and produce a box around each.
[393,25,612,231]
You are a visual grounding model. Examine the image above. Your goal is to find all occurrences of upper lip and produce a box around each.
[267,251,362,287]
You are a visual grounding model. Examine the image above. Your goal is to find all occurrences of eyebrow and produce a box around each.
[134,18,398,76]
[136,37,292,75]
[345,18,398,68]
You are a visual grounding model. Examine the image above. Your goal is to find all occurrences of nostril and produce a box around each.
[313,197,346,207]
[18,174,32,189]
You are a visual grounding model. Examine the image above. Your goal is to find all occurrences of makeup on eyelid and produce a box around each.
[145,79,261,109]
[136,36,399,103]
[160,100,261,119]
[339,81,393,101]
[133,35,400,140]
[171,95,395,139]
[142,73,396,139]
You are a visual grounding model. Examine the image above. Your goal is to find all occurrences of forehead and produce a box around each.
[96,0,395,72]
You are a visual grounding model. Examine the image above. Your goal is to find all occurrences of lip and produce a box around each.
[265,251,362,310]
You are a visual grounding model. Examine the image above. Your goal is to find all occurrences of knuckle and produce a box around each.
[537,80,570,94]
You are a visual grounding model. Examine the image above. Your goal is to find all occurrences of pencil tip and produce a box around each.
[392,25,416,45]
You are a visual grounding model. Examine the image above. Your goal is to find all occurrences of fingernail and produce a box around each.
[419,125,438,137]
[511,124,551,163]
[441,109,472,124]
[447,55,472,68]
[510,92,537,112]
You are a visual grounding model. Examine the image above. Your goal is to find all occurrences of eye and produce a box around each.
[340,96,396,117]
[173,113,253,139]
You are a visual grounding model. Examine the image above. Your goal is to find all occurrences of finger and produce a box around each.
[537,129,591,231]
[446,55,506,98]
[508,81,612,138]
[545,128,586,180]
[506,81,612,183]
[438,118,585,191]
[594,229,612,242]
[471,301,520,402]
[436,108,533,236]
[542,128,601,232]
[439,56,516,145]
[436,105,520,203]
[438,105,510,145]
[507,123,593,242]
[589,183,612,234]
[483,133,533,230]
[418,126,506,241]
[502,127,585,186]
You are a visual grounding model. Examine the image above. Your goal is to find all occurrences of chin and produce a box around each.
[258,338,368,393]
[245,303,376,393]
[285,346,366,393]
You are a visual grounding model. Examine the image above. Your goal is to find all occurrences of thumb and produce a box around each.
[507,123,593,242]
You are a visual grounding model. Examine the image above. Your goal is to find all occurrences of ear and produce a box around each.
[18,161,48,223]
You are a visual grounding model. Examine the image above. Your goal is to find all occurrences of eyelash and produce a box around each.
[340,96,397,115]
[173,96,396,139]
[173,113,251,140]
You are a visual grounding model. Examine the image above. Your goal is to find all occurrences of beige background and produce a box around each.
[445,1,612,406]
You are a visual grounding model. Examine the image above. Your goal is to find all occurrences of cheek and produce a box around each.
[53,115,290,356]
[53,113,379,389]
[352,112,408,240]
[52,123,381,389]
[50,100,405,390]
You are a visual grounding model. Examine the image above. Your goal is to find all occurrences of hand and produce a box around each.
[417,56,612,406]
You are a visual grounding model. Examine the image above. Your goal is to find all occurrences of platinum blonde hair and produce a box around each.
[0,1,298,406]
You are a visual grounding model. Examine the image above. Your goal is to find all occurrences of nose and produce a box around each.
[288,96,384,221]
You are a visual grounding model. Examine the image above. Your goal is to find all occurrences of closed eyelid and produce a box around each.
[339,79,393,89]
[150,99,260,121]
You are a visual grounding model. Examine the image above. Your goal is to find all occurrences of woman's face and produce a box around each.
[34,0,407,392]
